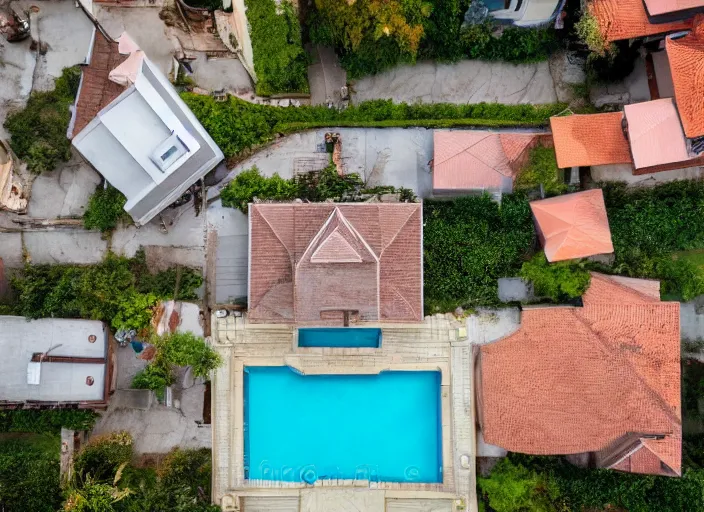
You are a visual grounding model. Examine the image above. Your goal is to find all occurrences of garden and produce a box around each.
[0,426,218,512]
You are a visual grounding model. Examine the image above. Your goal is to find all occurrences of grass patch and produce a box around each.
[515,146,568,196]
[245,0,309,95]
[3,67,80,173]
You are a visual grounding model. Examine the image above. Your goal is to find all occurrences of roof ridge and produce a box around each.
[379,205,418,257]
[434,133,491,167]
[587,273,660,303]
[572,308,681,430]
[256,206,293,259]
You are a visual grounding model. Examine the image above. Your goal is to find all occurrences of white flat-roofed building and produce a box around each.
[0,317,111,408]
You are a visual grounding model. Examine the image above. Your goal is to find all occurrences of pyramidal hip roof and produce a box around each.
[530,189,614,262]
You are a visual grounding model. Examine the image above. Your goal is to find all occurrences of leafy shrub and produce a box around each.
[83,185,129,233]
[423,194,535,312]
[461,24,558,63]
[111,292,158,331]
[0,409,98,434]
[477,457,561,512]
[157,448,213,494]
[155,331,222,378]
[182,93,566,160]
[520,252,591,302]
[602,180,704,298]
[221,166,297,211]
[0,434,62,512]
[9,251,202,326]
[515,146,567,196]
[132,360,174,400]
[575,10,610,57]
[74,432,133,482]
[245,0,309,95]
[3,67,80,173]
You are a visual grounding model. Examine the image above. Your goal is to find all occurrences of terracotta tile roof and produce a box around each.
[433,131,540,192]
[72,31,129,137]
[550,114,633,168]
[644,0,704,16]
[479,273,681,476]
[624,98,691,169]
[530,189,614,262]
[666,17,704,137]
[248,203,422,324]
[590,0,692,42]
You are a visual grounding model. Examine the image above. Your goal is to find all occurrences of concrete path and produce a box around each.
[351,60,557,105]
[307,45,347,107]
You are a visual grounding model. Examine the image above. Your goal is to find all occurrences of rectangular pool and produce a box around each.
[244,366,442,483]
[298,328,382,348]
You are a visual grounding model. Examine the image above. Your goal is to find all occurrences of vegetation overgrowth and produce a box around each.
[182,93,566,160]
[83,185,130,233]
[307,0,558,77]
[0,433,62,512]
[64,435,219,512]
[245,0,309,95]
[132,331,222,398]
[515,146,567,196]
[7,250,202,330]
[0,409,98,434]
[4,67,80,173]
[220,165,416,212]
[520,252,591,302]
[423,194,535,313]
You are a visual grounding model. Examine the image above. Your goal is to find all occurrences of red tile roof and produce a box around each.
[479,273,681,476]
[591,0,692,42]
[624,98,690,169]
[666,17,704,137]
[530,189,614,262]
[550,114,633,168]
[248,203,422,324]
[71,31,128,138]
[433,131,540,192]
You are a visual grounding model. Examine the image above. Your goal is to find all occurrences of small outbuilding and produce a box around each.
[530,189,614,262]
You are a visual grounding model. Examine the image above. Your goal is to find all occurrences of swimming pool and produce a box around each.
[244,366,442,483]
[298,328,382,348]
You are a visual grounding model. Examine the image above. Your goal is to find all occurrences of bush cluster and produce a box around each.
[602,180,704,300]
[182,93,565,160]
[220,164,414,212]
[64,446,219,512]
[74,432,134,482]
[479,453,704,512]
[245,0,309,95]
[514,146,567,196]
[308,0,556,77]
[423,194,535,313]
[83,184,129,233]
[520,252,591,302]
[4,67,80,173]
[132,331,222,398]
[9,250,203,329]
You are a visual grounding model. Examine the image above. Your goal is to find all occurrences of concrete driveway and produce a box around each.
[351,60,557,105]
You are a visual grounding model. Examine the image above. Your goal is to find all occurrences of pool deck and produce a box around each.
[211,313,478,512]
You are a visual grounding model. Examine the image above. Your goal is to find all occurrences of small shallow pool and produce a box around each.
[298,328,382,348]
[244,366,442,483]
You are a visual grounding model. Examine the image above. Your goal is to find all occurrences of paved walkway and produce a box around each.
[351,60,557,105]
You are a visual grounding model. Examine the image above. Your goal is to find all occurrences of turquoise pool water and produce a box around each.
[244,366,442,483]
[298,328,382,348]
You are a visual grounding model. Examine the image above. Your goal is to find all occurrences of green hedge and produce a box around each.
[423,194,535,313]
[245,0,309,95]
[9,250,202,328]
[520,252,591,302]
[0,409,98,434]
[461,24,558,63]
[181,93,565,160]
[4,67,80,173]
